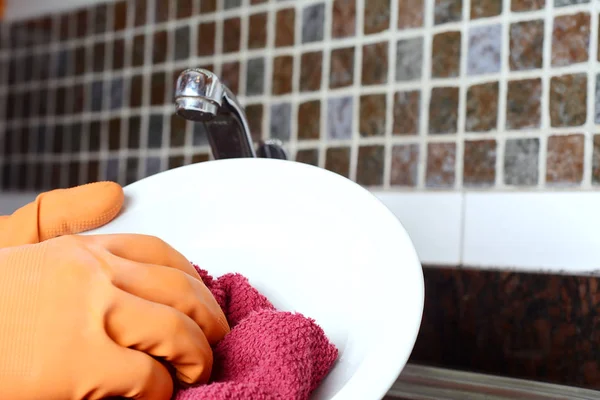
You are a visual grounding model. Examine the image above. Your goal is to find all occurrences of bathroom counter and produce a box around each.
[387,364,600,399]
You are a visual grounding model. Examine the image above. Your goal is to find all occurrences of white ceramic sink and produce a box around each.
[86,158,424,400]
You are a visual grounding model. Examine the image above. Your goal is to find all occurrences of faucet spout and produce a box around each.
[174,68,258,159]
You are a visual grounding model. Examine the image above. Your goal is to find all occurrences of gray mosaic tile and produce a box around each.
[174,26,190,61]
[148,114,163,148]
[435,0,462,25]
[396,37,423,82]
[109,78,124,110]
[327,96,354,139]
[224,0,242,8]
[468,24,502,75]
[90,81,104,112]
[193,123,209,146]
[554,0,588,6]
[302,3,325,43]
[145,157,162,177]
[56,50,70,78]
[270,103,292,141]
[106,158,120,183]
[595,74,600,124]
[504,138,539,186]
[246,57,265,96]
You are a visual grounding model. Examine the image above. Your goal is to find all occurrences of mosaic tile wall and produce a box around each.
[2,0,600,191]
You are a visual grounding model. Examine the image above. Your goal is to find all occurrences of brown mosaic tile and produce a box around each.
[426,142,456,187]
[132,34,145,67]
[92,42,106,72]
[87,161,100,183]
[74,46,86,75]
[170,114,186,148]
[593,135,600,185]
[155,0,169,23]
[59,14,70,41]
[506,78,542,130]
[357,146,384,186]
[511,0,545,11]
[248,13,267,49]
[245,104,263,142]
[364,0,390,34]
[362,42,388,85]
[134,0,147,27]
[275,9,295,47]
[466,82,498,132]
[113,1,127,31]
[300,51,323,92]
[550,74,587,127]
[272,56,294,95]
[330,47,355,89]
[192,153,210,163]
[296,149,319,166]
[552,13,590,67]
[471,0,502,18]
[153,30,168,64]
[76,9,89,37]
[197,22,215,56]
[429,87,459,134]
[546,134,584,185]
[332,0,356,38]
[222,62,240,95]
[108,119,121,151]
[201,0,217,12]
[360,94,386,137]
[393,90,420,135]
[510,20,544,71]
[151,71,166,105]
[223,18,241,53]
[113,38,125,70]
[169,156,185,170]
[130,75,144,108]
[435,0,462,25]
[325,147,351,178]
[463,140,496,186]
[391,144,419,186]
[298,101,321,140]
[398,0,424,29]
[432,31,461,78]
[177,0,193,19]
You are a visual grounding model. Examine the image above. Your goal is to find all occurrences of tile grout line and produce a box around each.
[417,0,434,190]
[384,0,400,190]
[456,0,471,191]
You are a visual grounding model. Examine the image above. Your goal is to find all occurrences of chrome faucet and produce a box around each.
[174,68,287,160]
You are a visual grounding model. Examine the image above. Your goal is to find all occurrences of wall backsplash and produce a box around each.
[1,0,599,192]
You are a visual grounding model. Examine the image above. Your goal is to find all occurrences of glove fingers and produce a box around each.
[0,182,123,248]
[94,250,229,345]
[106,288,214,385]
[37,182,124,241]
[83,233,201,280]
[95,344,174,400]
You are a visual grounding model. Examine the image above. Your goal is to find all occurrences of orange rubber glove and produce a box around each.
[0,183,231,399]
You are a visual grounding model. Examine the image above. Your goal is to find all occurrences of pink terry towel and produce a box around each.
[175,264,339,400]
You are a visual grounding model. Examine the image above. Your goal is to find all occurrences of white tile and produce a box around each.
[374,192,463,266]
[463,191,600,274]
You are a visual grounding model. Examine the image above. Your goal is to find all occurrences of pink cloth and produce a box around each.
[175,264,338,400]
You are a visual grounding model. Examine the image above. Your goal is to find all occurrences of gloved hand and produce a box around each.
[0,183,231,399]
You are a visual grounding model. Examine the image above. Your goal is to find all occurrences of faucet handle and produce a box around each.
[257,139,288,160]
